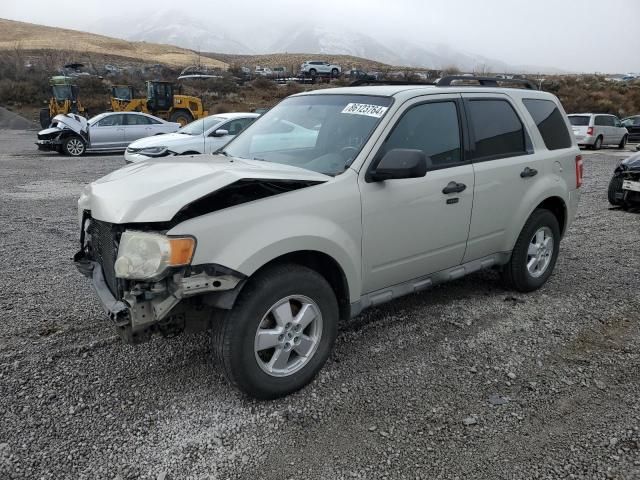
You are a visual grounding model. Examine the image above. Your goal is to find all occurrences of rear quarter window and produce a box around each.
[523,99,572,150]
[569,116,590,126]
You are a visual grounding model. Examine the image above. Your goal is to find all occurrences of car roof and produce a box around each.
[299,85,558,102]
[568,113,613,116]
[214,112,260,120]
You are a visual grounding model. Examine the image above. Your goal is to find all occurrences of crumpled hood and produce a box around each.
[51,113,88,134]
[80,155,330,224]
[620,152,640,171]
[128,132,201,150]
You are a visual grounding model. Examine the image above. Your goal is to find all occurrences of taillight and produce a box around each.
[586,127,594,136]
[575,155,584,188]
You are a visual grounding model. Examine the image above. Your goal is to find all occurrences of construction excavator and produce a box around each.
[40,76,87,128]
[108,81,207,126]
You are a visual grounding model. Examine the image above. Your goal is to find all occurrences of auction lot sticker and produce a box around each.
[341,103,388,118]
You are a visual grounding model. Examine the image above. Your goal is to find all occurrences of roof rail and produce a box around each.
[436,75,538,90]
[349,79,434,87]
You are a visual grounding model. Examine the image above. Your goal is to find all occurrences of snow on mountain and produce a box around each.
[93,12,562,73]
[93,11,254,55]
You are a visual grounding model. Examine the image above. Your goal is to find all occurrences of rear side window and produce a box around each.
[523,99,572,150]
[126,114,151,125]
[467,99,527,160]
[569,116,590,126]
[595,116,614,126]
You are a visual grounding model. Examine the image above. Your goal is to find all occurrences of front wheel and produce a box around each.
[331,68,339,77]
[212,264,338,399]
[39,108,51,128]
[501,209,560,292]
[62,136,86,156]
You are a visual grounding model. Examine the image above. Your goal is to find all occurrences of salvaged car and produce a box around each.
[36,112,180,156]
[608,151,640,209]
[75,77,581,399]
[124,113,258,163]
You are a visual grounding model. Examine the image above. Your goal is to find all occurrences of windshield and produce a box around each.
[112,86,132,100]
[569,116,590,126]
[52,85,73,101]
[222,94,393,176]
[178,116,225,135]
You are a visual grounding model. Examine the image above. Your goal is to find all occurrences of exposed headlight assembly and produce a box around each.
[114,231,195,280]
[138,146,170,157]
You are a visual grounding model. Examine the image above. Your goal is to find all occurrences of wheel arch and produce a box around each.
[536,196,567,236]
[249,250,351,321]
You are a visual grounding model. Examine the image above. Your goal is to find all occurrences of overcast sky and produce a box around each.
[1,0,638,73]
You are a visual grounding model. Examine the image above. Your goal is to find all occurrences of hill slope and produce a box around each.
[0,18,228,69]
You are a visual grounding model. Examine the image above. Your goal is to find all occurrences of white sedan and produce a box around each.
[36,112,180,156]
[124,112,259,163]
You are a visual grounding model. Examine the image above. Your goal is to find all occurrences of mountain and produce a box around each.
[122,11,254,55]
[0,18,227,69]
[269,26,400,66]
[268,25,534,73]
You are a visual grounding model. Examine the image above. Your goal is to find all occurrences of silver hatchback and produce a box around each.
[568,113,629,149]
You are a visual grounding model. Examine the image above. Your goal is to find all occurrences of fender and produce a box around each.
[501,174,570,253]
[168,171,363,302]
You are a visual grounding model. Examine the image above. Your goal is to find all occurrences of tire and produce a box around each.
[593,136,603,150]
[62,136,86,156]
[308,68,317,77]
[608,175,624,206]
[501,209,560,293]
[39,108,51,128]
[331,68,339,77]
[212,264,339,399]
[618,135,628,150]
[169,110,193,126]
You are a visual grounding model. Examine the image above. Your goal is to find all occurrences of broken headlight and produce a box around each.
[114,231,195,280]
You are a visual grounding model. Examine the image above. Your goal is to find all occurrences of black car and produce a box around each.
[621,116,640,143]
[608,151,640,209]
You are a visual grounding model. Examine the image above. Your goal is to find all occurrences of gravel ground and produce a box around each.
[0,128,639,480]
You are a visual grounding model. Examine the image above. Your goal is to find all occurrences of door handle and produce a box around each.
[520,167,538,178]
[442,181,467,194]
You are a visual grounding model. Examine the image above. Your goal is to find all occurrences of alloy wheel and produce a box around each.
[254,295,323,377]
[526,226,554,278]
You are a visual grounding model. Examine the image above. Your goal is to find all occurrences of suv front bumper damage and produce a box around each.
[74,251,244,343]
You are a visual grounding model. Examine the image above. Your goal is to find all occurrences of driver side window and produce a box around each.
[380,102,462,168]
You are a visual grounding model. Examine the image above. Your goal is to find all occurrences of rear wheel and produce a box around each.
[593,135,603,150]
[501,209,560,292]
[212,264,338,399]
[308,68,317,77]
[618,135,628,150]
[62,136,86,156]
[169,110,193,126]
[39,108,51,128]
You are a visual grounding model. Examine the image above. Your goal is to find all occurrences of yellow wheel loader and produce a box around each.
[109,81,207,126]
[40,76,87,128]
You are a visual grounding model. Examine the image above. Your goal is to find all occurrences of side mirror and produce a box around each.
[368,149,429,182]
[212,129,229,137]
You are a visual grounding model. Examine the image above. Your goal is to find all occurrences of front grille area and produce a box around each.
[87,219,121,298]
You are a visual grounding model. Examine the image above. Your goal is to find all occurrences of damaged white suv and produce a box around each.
[75,77,582,399]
